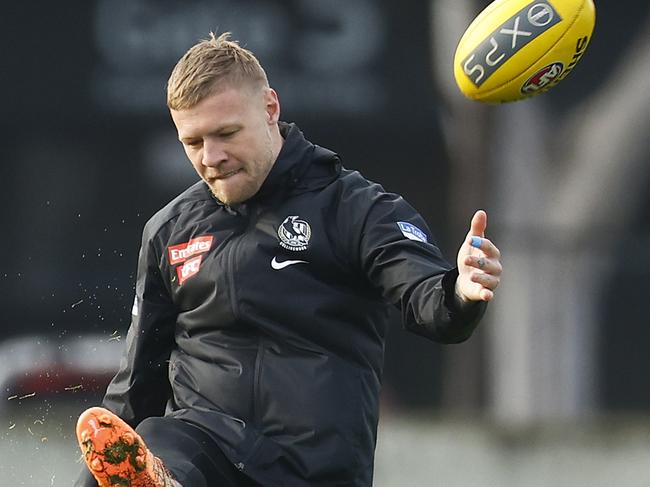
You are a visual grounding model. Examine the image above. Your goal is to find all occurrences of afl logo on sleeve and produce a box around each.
[397,222,428,243]
[278,216,312,251]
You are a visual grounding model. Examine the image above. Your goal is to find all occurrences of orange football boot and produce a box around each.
[76,407,182,487]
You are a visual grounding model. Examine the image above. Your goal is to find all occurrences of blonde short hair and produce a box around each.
[167,32,269,110]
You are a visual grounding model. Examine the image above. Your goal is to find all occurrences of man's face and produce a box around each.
[171,85,282,205]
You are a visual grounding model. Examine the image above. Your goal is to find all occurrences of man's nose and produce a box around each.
[202,139,228,167]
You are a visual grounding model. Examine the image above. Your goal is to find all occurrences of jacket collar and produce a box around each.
[254,122,313,199]
[253,122,340,202]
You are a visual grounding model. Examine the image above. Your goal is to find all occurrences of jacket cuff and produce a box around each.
[442,267,488,317]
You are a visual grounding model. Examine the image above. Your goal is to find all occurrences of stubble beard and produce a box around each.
[208,144,276,205]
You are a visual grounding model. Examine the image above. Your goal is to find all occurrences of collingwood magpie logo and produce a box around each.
[278,216,311,251]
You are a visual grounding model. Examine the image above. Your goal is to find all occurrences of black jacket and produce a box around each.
[100,123,485,486]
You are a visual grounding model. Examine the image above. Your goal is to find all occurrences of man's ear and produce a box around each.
[265,88,280,124]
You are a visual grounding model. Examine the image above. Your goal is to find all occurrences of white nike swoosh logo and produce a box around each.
[271,256,308,270]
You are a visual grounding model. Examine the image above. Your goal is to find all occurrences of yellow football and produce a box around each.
[453,0,596,103]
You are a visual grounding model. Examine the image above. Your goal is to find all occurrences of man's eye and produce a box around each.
[186,140,202,148]
[221,130,238,138]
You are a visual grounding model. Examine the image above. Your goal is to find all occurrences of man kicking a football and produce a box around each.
[74,32,502,487]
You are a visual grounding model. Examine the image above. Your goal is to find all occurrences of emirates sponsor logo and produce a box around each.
[167,235,214,285]
[177,255,203,285]
[168,236,214,265]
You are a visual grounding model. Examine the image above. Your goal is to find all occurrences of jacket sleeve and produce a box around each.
[101,223,177,427]
[353,185,486,343]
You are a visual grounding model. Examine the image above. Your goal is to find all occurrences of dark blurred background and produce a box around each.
[1,0,453,409]
[1,1,650,484]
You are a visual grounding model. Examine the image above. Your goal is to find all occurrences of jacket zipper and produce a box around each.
[225,203,255,320]
[253,336,265,429]
[226,203,265,432]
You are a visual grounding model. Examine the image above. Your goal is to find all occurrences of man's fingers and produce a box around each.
[466,236,501,259]
[469,271,500,290]
[459,210,502,302]
[479,289,494,301]
[469,210,487,237]
[464,255,502,275]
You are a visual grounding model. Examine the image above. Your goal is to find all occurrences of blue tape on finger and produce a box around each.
[471,236,483,248]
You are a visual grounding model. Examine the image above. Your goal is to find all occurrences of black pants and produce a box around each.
[74,416,261,487]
